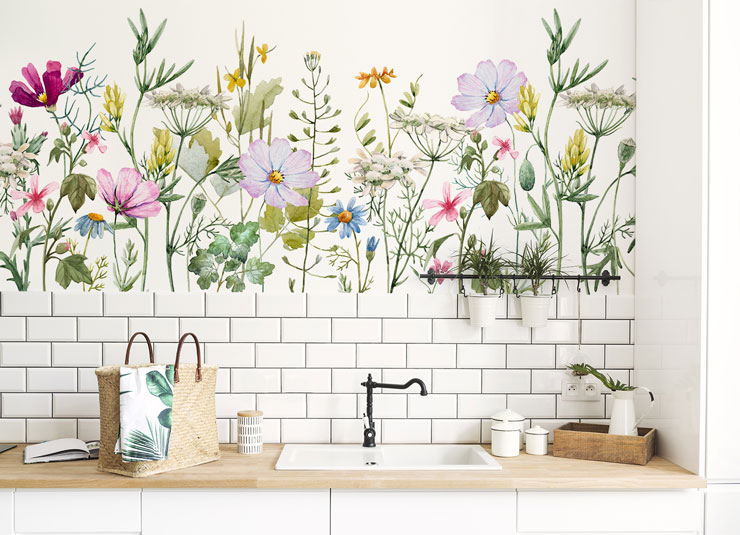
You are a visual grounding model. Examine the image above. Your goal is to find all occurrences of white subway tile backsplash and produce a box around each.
[332,368,381,393]
[262,418,281,443]
[52,343,101,367]
[129,317,179,341]
[357,294,407,317]
[557,293,606,319]
[77,368,98,392]
[557,395,606,418]
[77,419,100,441]
[605,345,634,368]
[27,368,76,392]
[457,394,506,418]
[78,317,128,342]
[357,393,407,418]
[53,393,99,417]
[307,294,356,318]
[206,293,255,317]
[356,344,406,368]
[433,369,481,393]
[28,317,77,341]
[2,393,51,417]
[230,318,281,342]
[281,419,330,443]
[53,293,103,316]
[104,293,153,316]
[581,320,631,344]
[0,419,25,442]
[432,419,480,443]
[457,345,506,368]
[281,318,331,343]
[407,344,456,368]
[257,393,306,418]
[382,419,431,443]
[483,321,531,343]
[433,319,481,343]
[532,320,578,344]
[408,294,457,318]
[179,318,229,342]
[255,344,305,368]
[333,318,382,342]
[555,345,605,368]
[282,369,331,393]
[205,343,255,367]
[606,295,635,319]
[482,370,531,393]
[0,317,25,340]
[307,394,357,418]
[231,369,281,392]
[0,342,51,367]
[331,418,365,443]
[531,369,570,393]
[507,345,555,368]
[530,419,576,443]
[407,394,456,418]
[382,319,430,343]
[507,394,556,418]
[155,293,204,317]
[382,369,431,391]
[256,294,306,317]
[2,292,51,316]
[217,419,231,443]
[27,419,76,442]
[215,394,256,418]
[306,344,356,368]
[0,368,25,392]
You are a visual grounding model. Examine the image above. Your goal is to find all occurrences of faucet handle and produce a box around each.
[362,413,369,430]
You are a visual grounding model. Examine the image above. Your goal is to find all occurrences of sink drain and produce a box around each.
[365,461,377,466]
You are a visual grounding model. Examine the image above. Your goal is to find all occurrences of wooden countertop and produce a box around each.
[0,444,705,489]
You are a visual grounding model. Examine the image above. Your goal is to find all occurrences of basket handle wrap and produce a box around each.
[124,332,154,365]
[174,332,202,383]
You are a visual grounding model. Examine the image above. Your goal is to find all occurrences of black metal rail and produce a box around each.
[420,270,620,288]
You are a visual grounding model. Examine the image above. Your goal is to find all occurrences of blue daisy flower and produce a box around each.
[366,236,379,252]
[326,197,368,239]
[74,212,113,239]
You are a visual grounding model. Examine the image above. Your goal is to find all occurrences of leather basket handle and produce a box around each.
[125,332,154,365]
[174,332,202,383]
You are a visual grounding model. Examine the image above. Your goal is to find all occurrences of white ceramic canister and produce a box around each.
[491,418,521,457]
[524,425,549,455]
[491,408,525,449]
[237,409,263,454]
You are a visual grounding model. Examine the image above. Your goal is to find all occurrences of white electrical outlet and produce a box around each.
[562,376,601,401]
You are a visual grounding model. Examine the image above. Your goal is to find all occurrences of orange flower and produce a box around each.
[355,66,396,89]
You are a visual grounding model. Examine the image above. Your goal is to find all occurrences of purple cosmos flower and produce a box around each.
[96,167,162,219]
[9,61,83,111]
[238,138,320,209]
[451,60,526,129]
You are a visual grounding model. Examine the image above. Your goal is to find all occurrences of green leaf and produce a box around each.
[59,174,96,212]
[259,205,285,233]
[519,159,536,191]
[527,194,549,225]
[285,188,322,222]
[178,139,210,181]
[233,78,284,135]
[473,180,510,219]
[243,257,274,285]
[207,235,231,259]
[566,193,599,203]
[423,233,454,269]
[188,249,219,290]
[225,274,246,292]
[157,408,172,429]
[514,221,548,231]
[190,129,222,173]
[281,231,307,250]
[54,254,93,289]
[146,370,173,406]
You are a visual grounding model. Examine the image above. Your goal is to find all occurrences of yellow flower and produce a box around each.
[513,83,540,133]
[355,66,396,89]
[100,83,126,132]
[256,43,269,64]
[147,128,175,177]
[223,68,246,93]
[561,128,590,176]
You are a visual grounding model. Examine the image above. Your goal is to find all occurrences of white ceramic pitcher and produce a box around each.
[608,387,655,436]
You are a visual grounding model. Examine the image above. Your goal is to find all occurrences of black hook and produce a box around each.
[577,275,582,293]
[513,277,519,297]
[551,274,557,295]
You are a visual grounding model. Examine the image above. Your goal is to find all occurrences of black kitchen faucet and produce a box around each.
[360,373,428,447]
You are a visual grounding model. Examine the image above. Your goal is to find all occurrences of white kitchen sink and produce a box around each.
[275,444,502,471]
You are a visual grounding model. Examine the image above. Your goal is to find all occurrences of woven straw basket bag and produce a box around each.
[95,332,220,477]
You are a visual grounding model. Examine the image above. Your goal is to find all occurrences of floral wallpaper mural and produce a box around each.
[0,1,636,294]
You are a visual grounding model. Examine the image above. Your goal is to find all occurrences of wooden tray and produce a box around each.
[553,423,656,465]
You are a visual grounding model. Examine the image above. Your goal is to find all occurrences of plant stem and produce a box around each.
[378,83,393,154]
[301,64,319,293]
[165,135,186,291]
[353,232,363,293]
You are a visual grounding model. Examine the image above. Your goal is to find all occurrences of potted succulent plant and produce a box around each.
[459,234,506,328]
[515,233,558,327]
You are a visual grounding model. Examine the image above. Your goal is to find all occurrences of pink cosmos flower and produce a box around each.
[96,167,162,219]
[422,182,472,226]
[8,107,22,125]
[431,258,452,285]
[9,61,83,111]
[238,138,320,209]
[451,60,526,129]
[492,137,518,160]
[10,174,59,217]
[82,131,107,154]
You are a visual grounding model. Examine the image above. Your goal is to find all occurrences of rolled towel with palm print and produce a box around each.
[114,365,174,462]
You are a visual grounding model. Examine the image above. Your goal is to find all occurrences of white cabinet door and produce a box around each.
[331,490,516,535]
[517,490,702,533]
[0,491,11,535]
[141,489,329,535]
[705,484,740,535]
[14,489,141,533]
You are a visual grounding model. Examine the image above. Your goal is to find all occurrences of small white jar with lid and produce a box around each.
[491,409,525,449]
[491,418,521,457]
[524,425,549,455]
[237,410,263,454]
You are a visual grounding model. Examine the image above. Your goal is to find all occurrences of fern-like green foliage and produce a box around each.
[459,234,506,296]
[567,363,635,391]
[515,233,559,295]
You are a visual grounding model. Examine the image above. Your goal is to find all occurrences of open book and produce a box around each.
[23,439,100,464]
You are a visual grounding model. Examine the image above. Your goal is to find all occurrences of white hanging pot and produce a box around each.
[466,295,500,328]
[520,295,552,328]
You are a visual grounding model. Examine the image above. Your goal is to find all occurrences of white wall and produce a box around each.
[634,0,706,474]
